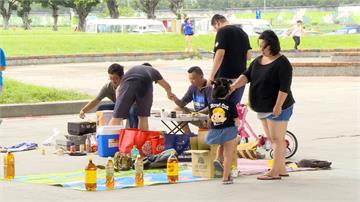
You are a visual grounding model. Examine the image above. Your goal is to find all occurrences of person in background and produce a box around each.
[289,20,303,51]
[183,17,194,52]
[230,30,295,180]
[79,63,138,128]
[0,48,7,125]
[171,66,212,134]
[109,63,175,131]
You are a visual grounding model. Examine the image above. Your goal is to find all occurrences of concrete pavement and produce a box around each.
[0,59,360,201]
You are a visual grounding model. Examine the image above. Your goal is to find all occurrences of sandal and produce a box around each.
[257,175,282,180]
[279,173,290,177]
[222,176,233,185]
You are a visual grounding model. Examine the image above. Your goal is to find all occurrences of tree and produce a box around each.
[168,0,183,20]
[65,0,100,32]
[17,0,33,30]
[37,0,65,31]
[106,0,119,19]
[0,0,18,30]
[137,0,160,19]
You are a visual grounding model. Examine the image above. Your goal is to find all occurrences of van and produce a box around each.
[229,19,272,36]
[86,18,166,33]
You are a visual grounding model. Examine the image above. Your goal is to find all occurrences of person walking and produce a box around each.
[290,20,303,50]
[230,30,295,180]
[183,17,194,52]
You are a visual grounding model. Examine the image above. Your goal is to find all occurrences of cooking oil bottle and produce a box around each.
[4,152,15,180]
[85,157,97,191]
[105,157,115,190]
[167,151,178,183]
[134,155,144,187]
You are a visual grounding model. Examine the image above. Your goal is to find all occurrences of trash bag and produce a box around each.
[143,149,177,169]
[297,159,332,169]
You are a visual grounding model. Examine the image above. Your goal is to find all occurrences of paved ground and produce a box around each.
[1,59,360,202]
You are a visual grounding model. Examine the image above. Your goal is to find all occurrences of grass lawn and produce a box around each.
[0,79,91,104]
[0,27,359,57]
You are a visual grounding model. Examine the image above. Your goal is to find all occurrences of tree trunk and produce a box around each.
[147,7,155,19]
[2,15,10,30]
[78,14,87,32]
[22,13,31,30]
[52,7,59,31]
[107,0,119,19]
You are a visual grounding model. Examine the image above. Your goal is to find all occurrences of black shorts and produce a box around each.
[113,80,153,118]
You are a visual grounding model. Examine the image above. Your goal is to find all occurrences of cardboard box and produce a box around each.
[186,145,217,178]
[190,129,238,178]
[190,136,198,150]
[197,128,210,150]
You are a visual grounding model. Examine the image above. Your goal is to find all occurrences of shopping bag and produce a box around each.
[151,136,165,155]
[138,130,162,156]
[118,129,163,156]
[118,128,140,154]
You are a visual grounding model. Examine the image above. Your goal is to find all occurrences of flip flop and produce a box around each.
[257,175,282,180]
[279,174,290,177]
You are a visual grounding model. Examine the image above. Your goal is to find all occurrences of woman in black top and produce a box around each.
[230,30,295,180]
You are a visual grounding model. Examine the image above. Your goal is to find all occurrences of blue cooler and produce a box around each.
[97,126,123,157]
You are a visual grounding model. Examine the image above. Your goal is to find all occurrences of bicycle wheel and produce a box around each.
[270,130,298,159]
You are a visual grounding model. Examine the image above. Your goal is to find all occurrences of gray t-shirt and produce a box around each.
[122,65,163,84]
[95,82,116,102]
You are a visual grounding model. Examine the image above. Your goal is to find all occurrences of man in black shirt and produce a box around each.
[109,64,174,130]
[207,14,252,105]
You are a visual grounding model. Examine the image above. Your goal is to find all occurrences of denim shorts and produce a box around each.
[266,105,294,121]
[206,126,238,145]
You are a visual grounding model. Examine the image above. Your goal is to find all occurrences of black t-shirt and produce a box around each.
[122,65,163,84]
[213,25,252,79]
[243,55,295,112]
[209,99,238,129]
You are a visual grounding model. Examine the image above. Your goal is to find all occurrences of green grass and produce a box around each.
[0,27,359,57]
[0,79,92,104]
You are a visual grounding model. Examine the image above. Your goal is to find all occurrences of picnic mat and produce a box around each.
[6,166,207,191]
[238,158,317,175]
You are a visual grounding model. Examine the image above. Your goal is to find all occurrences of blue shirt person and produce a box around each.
[0,48,7,94]
[183,17,194,52]
[171,66,212,134]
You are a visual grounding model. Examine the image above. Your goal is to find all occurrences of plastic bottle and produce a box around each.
[105,157,115,190]
[167,151,179,183]
[85,157,97,191]
[134,155,144,187]
[130,145,140,162]
[85,135,92,153]
[4,152,15,180]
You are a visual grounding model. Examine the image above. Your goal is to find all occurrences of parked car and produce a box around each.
[229,19,272,36]
[273,28,289,37]
[336,25,360,34]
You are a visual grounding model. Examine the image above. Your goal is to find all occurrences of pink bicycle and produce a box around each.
[236,103,298,159]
